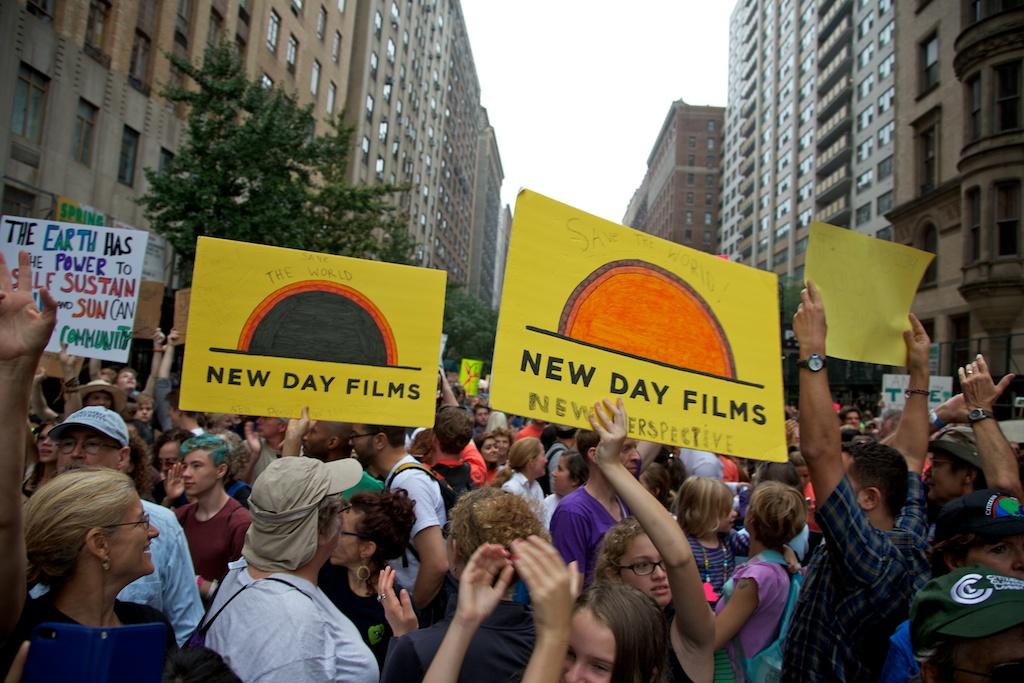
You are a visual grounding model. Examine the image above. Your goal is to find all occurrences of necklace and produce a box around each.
[697,540,730,603]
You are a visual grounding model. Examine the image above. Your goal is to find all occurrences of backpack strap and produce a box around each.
[196,574,311,636]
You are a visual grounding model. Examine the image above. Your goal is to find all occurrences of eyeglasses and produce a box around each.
[57,438,122,455]
[618,559,665,576]
[105,514,150,530]
[952,662,1024,683]
[348,432,377,443]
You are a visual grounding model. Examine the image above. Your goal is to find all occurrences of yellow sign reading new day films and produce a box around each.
[180,237,446,426]
[491,191,787,462]
[805,221,934,366]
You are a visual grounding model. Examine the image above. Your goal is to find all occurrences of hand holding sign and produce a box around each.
[0,251,57,361]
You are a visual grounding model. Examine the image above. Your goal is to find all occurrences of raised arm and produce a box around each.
[29,365,58,422]
[438,368,459,408]
[590,398,715,683]
[410,525,449,610]
[59,344,83,415]
[280,406,311,457]
[0,251,57,636]
[422,544,513,683]
[140,328,165,397]
[959,355,1021,497]
[793,280,844,508]
[881,314,931,474]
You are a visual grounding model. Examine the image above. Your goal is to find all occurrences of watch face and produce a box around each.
[807,354,824,372]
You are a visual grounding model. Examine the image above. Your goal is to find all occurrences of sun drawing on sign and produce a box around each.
[533,260,737,382]
[209,280,414,369]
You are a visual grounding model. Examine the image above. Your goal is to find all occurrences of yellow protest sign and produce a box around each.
[805,221,934,366]
[459,358,484,396]
[491,190,786,462]
[180,238,446,426]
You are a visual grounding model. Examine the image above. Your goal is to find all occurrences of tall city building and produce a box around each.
[622,100,725,252]
[720,0,896,280]
[889,0,1023,380]
[1,0,359,284]
[344,0,488,286]
[492,202,511,308]
[468,106,503,307]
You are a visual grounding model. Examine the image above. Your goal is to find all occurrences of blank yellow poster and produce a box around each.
[805,222,933,366]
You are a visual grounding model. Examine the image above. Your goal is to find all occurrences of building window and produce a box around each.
[117,126,140,186]
[879,53,895,79]
[858,13,874,39]
[879,20,894,46]
[967,75,982,140]
[704,230,713,243]
[685,211,693,225]
[370,51,378,79]
[856,203,872,225]
[878,120,895,146]
[287,35,298,71]
[378,119,388,143]
[687,192,694,205]
[857,106,874,131]
[876,225,893,241]
[2,185,36,216]
[326,81,336,114]
[260,73,273,89]
[129,31,152,88]
[208,8,224,46]
[995,61,1021,133]
[996,181,1020,256]
[85,0,109,53]
[921,224,938,285]
[10,64,48,143]
[159,147,174,173]
[920,33,939,92]
[858,42,875,69]
[387,38,396,63]
[383,81,392,102]
[292,0,304,15]
[857,138,874,162]
[858,74,875,101]
[856,169,874,192]
[267,10,280,53]
[878,155,893,180]
[688,136,696,148]
[332,31,341,63]
[71,99,98,166]
[707,120,716,132]
[707,138,715,150]
[877,190,893,215]
[918,124,938,194]
[365,94,374,121]
[310,59,320,96]
[966,187,981,261]
[374,10,382,37]
[704,212,713,225]
[877,86,894,113]
[316,5,327,39]
[337,0,345,11]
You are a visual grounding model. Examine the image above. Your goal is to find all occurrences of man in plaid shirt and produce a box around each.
[781,282,931,682]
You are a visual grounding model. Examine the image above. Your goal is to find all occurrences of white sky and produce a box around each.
[460,1,735,224]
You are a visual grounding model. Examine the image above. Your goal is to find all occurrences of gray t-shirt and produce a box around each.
[205,559,377,683]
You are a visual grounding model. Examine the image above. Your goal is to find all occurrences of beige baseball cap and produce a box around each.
[243,457,363,571]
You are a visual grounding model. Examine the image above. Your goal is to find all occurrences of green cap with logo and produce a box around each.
[910,565,1024,654]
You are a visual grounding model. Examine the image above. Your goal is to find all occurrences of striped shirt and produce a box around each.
[781,473,929,683]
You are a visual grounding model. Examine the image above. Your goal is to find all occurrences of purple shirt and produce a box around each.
[550,487,627,586]
[716,558,790,668]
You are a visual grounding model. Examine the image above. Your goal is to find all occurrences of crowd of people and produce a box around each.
[1,249,1023,683]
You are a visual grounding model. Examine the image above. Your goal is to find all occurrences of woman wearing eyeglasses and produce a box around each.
[318,490,418,668]
[1,468,177,673]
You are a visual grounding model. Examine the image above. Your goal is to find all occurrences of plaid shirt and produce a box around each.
[781,473,929,683]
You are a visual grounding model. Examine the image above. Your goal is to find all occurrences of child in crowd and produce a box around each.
[713,482,806,682]
[677,476,749,605]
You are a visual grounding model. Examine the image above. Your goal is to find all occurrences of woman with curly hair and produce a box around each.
[320,490,417,667]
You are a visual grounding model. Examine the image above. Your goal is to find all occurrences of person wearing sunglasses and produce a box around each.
[910,565,1024,683]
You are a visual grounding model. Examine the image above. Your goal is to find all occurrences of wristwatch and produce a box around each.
[796,353,826,372]
[968,408,994,423]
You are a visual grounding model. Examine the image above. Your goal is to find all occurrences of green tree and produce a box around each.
[442,283,498,365]
[139,43,413,281]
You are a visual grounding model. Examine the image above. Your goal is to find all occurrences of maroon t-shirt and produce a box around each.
[176,496,250,581]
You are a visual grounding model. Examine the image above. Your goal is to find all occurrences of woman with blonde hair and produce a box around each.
[1,468,175,671]
[492,437,546,510]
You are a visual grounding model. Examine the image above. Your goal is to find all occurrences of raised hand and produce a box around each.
[166,328,182,347]
[793,279,826,354]
[453,543,514,627]
[904,313,931,374]
[960,354,1014,413]
[588,398,628,468]
[152,328,167,352]
[512,536,579,634]
[243,420,261,457]
[379,565,418,636]
[0,251,57,362]
[163,461,186,503]
[286,406,312,442]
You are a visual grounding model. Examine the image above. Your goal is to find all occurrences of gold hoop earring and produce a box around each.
[356,564,371,582]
